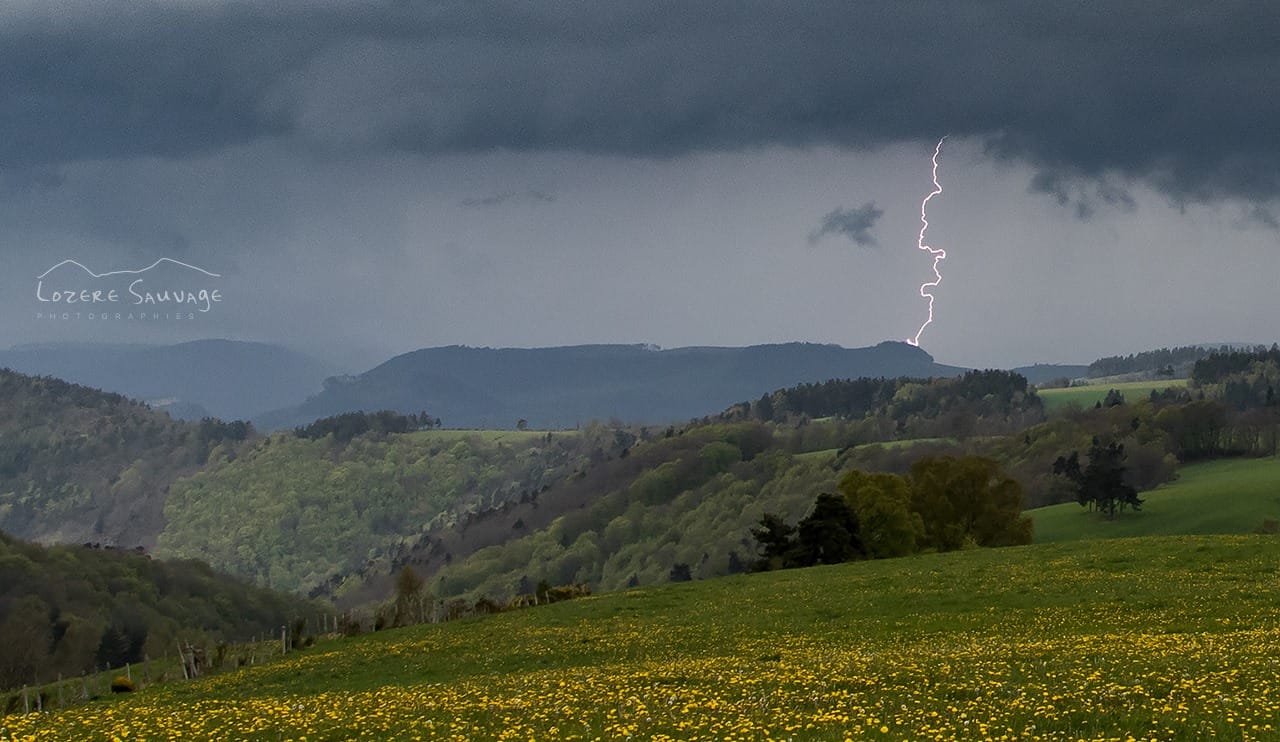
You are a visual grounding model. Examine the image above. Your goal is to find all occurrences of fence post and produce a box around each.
[23,686,29,714]
[57,673,63,708]
[281,625,287,655]
[176,643,189,681]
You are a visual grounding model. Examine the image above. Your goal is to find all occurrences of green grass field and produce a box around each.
[1038,379,1188,412]
[1031,456,1280,543]
[868,436,958,450]
[403,428,576,444]
[7,535,1280,740]
[794,447,840,461]
[796,438,960,462]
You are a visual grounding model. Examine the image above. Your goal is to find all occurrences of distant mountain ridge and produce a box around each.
[0,339,333,421]
[0,338,1093,429]
[256,341,968,430]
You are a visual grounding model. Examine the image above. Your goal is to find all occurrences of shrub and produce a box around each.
[110,676,135,694]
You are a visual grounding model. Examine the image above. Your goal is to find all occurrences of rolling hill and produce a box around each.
[7,535,1279,739]
[1037,379,1189,412]
[256,341,966,430]
[0,369,250,548]
[0,531,322,692]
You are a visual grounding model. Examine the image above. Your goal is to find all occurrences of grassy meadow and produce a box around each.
[1031,456,1280,543]
[1038,380,1188,413]
[796,437,960,462]
[6,535,1280,741]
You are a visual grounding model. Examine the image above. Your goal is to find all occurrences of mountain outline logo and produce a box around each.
[37,258,222,280]
[35,257,225,315]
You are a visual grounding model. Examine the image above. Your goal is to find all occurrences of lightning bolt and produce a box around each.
[907,136,948,347]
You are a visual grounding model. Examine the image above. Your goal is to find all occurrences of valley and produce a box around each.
[2,341,1278,740]
[7,5,1277,737]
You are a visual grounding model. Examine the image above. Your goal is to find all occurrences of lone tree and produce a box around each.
[1054,438,1143,519]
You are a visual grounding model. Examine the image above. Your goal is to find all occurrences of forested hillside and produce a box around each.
[417,423,829,599]
[5,356,1279,619]
[157,372,1044,603]
[1192,345,1280,409]
[0,369,252,548]
[1087,345,1216,378]
[351,366,1280,608]
[730,369,1046,436]
[155,428,604,594]
[0,532,320,691]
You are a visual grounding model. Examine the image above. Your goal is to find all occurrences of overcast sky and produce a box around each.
[4,1,1278,371]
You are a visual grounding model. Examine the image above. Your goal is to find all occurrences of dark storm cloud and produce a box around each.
[1245,205,1279,229]
[1029,172,1137,221]
[5,1,1280,202]
[808,203,884,247]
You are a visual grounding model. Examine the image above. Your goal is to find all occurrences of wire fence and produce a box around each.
[0,621,342,718]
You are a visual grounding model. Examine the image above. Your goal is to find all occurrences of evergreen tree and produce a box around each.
[789,493,864,567]
[1054,438,1143,519]
[749,513,797,572]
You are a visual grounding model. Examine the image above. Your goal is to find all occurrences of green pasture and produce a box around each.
[1037,379,1187,412]
[8,535,1280,740]
[1031,456,1280,542]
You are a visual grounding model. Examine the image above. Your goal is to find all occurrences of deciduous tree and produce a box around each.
[910,456,1032,549]
[839,470,922,558]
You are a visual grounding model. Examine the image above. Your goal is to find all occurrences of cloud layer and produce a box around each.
[4,2,1279,203]
[809,203,884,247]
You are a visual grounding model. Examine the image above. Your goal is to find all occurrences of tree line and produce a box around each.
[750,455,1032,571]
[294,410,441,443]
[740,370,1039,425]
[1087,346,1216,378]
